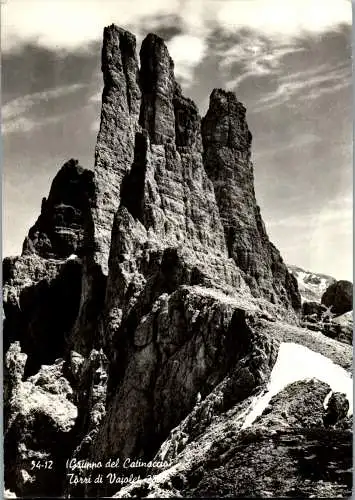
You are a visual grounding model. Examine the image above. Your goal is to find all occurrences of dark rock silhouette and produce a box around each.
[22,159,95,259]
[322,280,353,316]
[3,255,82,376]
[302,300,326,320]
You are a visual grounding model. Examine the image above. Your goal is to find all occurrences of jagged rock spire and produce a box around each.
[202,89,300,310]
[139,33,176,144]
[90,24,300,311]
[93,25,141,275]
[22,158,95,259]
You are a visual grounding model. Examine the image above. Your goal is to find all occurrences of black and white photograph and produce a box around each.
[2,0,353,497]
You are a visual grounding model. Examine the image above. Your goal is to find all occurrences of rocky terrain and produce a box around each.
[287,265,336,303]
[3,26,353,498]
[288,266,353,346]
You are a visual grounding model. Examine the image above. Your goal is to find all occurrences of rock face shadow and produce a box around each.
[4,258,82,376]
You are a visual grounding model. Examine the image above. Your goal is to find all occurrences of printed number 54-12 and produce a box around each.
[31,461,53,469]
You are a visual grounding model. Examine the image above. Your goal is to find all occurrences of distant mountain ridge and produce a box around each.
[288,264,337,303]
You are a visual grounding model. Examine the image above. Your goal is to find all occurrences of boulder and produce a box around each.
[321,280,353,316]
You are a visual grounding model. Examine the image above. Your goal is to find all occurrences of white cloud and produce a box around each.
[217,0,351,39]
[221,36,307,90]
[3,116,39,134]
[2,84,87,134]
[220,37,303,70]
[298,80,352,101]
[2,0,180,51]
[3,0,350,95]
[167,35,207,84]
[252,61,352,112]
[3,0,350,52]
[3,114,65,134]
[3,84,86,121]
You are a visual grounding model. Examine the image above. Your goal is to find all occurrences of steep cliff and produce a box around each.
[88,27,300,315]
[201,90,300,310]
[3,25,352,499]
[71,26,300,357]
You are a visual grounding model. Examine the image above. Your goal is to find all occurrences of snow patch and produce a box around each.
[242,342,353,429]
[297,271,306,283]
[289,265,336,303]
[319,277,328,293]
[323,390,333,410]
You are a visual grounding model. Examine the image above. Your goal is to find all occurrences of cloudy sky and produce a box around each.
[2,0,353,280]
